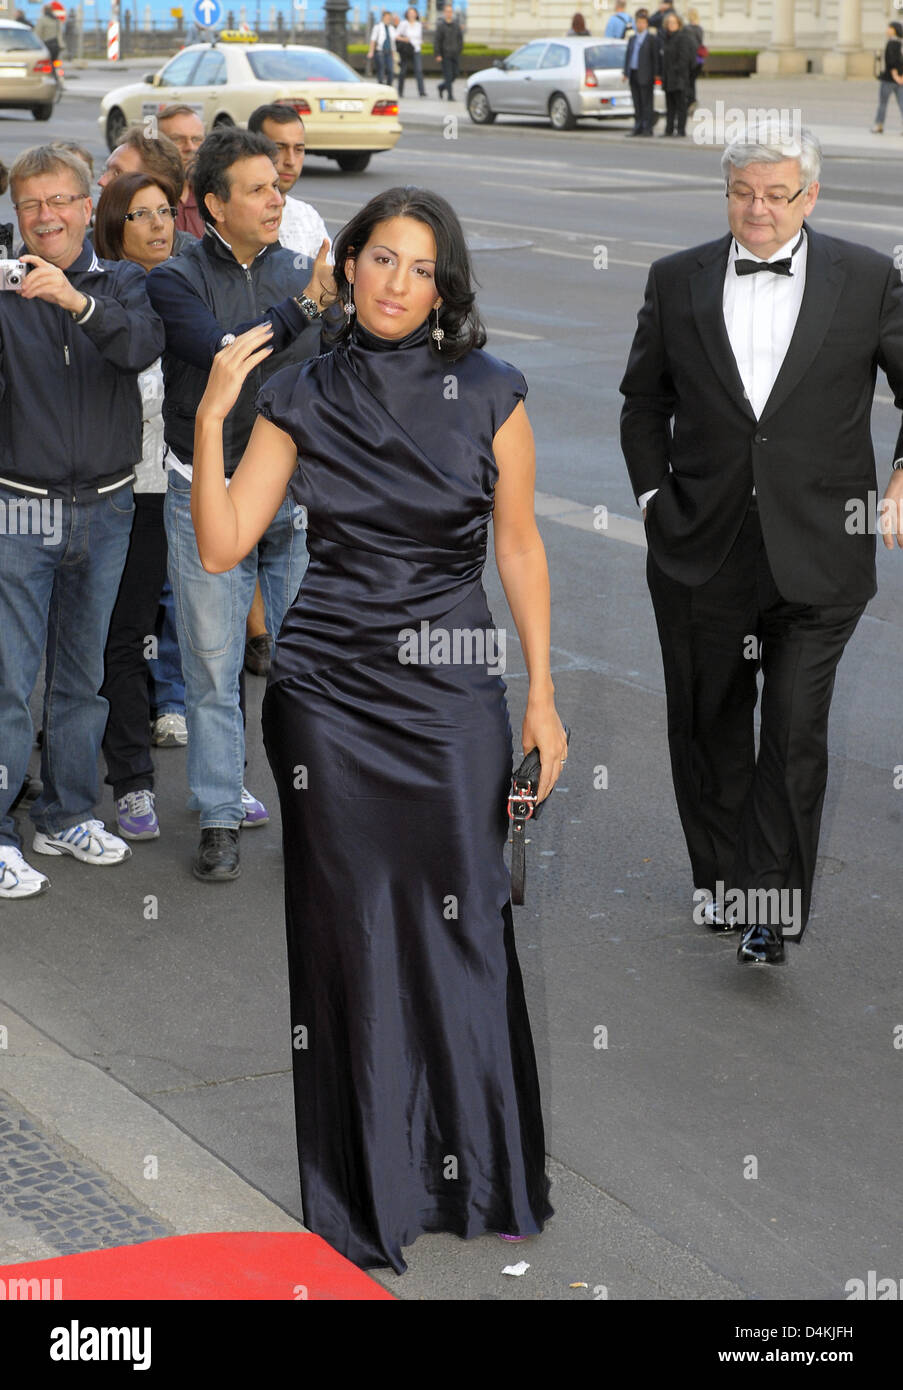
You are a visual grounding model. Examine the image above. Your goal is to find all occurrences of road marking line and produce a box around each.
[487,327,544,340]
[534,491,646,547]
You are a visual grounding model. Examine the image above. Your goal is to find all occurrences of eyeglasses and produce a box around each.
[14,192,85,215]
[123,206,178,223]
[726,185,807,208]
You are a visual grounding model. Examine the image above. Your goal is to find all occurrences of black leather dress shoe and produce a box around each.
[244,633,273,677]
[193,828,240,882]
[737,922,785,965]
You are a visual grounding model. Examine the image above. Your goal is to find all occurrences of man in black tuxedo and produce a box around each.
[620,127,903,964]
[622,9,661,137]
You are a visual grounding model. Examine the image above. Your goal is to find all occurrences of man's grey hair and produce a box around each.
[9,144,91,201]
[720,126,822,191]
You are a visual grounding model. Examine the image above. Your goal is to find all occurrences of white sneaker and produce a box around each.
[32,820,131,866]
[0,845,50,899]
[151,713,188,747]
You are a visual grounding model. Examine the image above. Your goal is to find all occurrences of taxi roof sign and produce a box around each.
[217,27,257,41]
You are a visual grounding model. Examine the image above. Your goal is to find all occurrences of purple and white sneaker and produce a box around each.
[240,787,269,827]
[116,790,160,841]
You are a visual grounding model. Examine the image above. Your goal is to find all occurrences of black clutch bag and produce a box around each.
[507,726,570,906]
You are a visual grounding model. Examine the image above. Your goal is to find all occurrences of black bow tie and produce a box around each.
[734,231,805,278]
[735,257,792,277]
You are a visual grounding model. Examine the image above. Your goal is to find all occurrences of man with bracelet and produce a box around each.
[0,145,164,899]
[147,126,335,883]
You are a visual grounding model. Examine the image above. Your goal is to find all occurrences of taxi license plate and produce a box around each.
[0,66,26,77]
[320,99,362,112]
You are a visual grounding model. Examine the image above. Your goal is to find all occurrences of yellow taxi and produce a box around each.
[98,33,401,173]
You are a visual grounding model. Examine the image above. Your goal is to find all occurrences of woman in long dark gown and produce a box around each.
[190,187,568,1274]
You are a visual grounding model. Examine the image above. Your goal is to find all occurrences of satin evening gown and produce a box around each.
[257,319,552,1274]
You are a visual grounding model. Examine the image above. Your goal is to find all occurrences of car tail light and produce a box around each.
[372,99,398,116]
[33,59,53,73]
[584,68,597,88]
[277,99,311,115]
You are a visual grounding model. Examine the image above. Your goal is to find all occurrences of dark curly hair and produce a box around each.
[191,126,277,222]
[329,186,486,363]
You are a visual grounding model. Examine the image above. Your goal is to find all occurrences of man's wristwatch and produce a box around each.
[294,294,322,321]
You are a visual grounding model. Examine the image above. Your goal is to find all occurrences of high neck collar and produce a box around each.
[351,318,431,352]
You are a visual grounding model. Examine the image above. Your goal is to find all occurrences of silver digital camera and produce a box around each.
[0,260,27,291]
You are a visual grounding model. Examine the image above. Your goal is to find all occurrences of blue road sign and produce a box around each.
[193,0,222,28]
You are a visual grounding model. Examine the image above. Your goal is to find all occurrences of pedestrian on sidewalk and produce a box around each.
[622,8,661,138]
[684,6,705,112]
[368,10,397,88]
[94,171,181,844]
[396,7,426,97]
[434,4,463,101]
[0,145,164,899]
[660,12,697,137]
[872,21,903,133]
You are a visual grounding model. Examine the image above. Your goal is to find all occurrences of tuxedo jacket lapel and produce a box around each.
[758,227,846,424]
[689,233,757,422]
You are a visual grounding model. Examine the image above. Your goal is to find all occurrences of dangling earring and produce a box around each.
[431,305,444,349]
[344,281,356,316]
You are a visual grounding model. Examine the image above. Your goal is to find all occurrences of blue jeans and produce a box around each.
[148,577,186,717]
[0,484,134,848]
[164,472,307,828]
[875,79,903,125]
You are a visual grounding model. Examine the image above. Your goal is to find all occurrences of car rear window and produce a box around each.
[585,44,626,70]
[247,50,360,83]
[0,27,44,52]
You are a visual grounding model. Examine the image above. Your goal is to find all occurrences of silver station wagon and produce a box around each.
[466,36,660,131]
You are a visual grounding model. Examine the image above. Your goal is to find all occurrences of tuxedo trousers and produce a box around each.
[647,499,864,939]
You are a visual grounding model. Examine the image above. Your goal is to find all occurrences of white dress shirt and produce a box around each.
[638,226,808,511]
[278,194,333,264]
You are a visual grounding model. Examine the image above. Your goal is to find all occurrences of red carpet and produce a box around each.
[0,1232,395,1300]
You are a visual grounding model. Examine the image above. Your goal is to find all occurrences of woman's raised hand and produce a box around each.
[198,322,274,423]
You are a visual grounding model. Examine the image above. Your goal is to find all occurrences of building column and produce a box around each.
[823,0,875,78]
[756,0,808,77]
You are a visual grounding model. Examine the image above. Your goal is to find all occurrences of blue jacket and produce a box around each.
[0,241,164,497]
[147,228,321,474]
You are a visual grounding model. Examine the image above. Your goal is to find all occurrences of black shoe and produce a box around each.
[244,633,273,677]
[737,922,785,965]
[193,828,240,882]
[702,900,739,933]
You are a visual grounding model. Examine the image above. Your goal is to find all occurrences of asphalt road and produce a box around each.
[1,80,902,1305]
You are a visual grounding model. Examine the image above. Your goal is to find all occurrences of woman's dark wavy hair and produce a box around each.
[93,171,178,262]
[328,185,486,363]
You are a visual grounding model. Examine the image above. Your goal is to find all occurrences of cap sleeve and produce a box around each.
[255,363,307,441]
[489,358,528,436]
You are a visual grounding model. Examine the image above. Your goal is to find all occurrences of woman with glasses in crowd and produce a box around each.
[93,172,179,844]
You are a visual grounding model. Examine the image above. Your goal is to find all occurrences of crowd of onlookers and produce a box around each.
[0,99,336,897]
